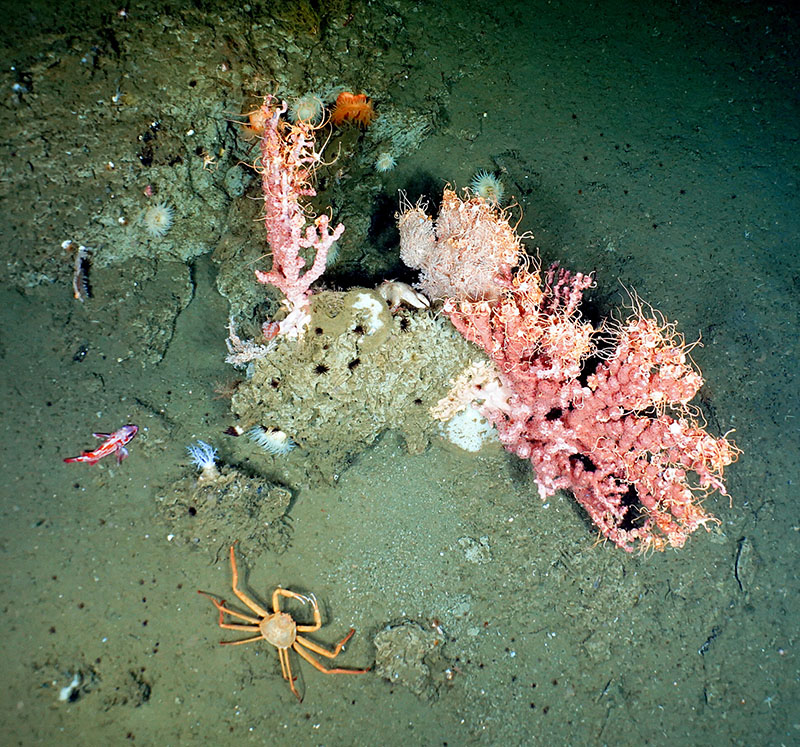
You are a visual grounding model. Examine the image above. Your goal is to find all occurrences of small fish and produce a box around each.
[63,424,139,465]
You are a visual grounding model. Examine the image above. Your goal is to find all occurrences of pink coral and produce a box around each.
[416,189,738,552]
[253,96,343,339]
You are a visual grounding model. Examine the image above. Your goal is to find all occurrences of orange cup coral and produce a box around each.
[330,91,376,128]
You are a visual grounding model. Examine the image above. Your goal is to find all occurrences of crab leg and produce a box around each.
[219,623,263,633]
[292,640,370,675]
[279,649,302,700]
[296,628,356,659]
[197,591,262,625]
[274,588,322,632]
[278,648,291,680]
[227,544,271,618]
[221,634,264,646]
[297,592,322,632]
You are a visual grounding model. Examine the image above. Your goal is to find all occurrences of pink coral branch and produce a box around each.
[253,96,344,338]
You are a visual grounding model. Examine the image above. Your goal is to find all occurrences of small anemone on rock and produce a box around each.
[142,201,175,238]
[247,426,296,455]
[374,151,397,172]
[326,240,341,267]
[186,440,220,483]
[470,170,504,205]
[288,93,323,124]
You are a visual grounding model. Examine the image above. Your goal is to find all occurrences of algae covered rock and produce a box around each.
[374,619,454,701]
[230,289,475,483]
[158,465,292,554]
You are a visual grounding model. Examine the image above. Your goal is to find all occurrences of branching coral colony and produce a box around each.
[252,95,343,340]
[244,99,738,553]
[400,190,740,552]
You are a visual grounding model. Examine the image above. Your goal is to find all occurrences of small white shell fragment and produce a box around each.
[58,673,81,702]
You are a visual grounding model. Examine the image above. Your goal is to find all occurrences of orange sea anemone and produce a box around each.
[330,91,376,128]
[237,105,270,139]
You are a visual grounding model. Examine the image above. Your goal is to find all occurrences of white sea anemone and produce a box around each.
[374,151,397,173]
[326,241,340,267]
[247,426,296,456]
[470,171,504,205]
[186,440,220,483]
[288,94,323,124]
[142,201,174,238]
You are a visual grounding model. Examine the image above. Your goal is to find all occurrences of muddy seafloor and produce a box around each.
[1,1,797,745]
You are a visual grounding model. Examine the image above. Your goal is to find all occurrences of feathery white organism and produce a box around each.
[187,440,220,482]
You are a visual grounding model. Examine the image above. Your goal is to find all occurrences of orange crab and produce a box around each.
[199,544,369,701]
